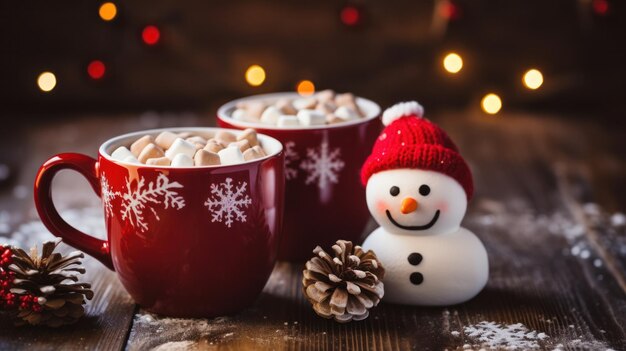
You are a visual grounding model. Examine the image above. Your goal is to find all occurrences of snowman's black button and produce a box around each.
[410,272,424,285]
[407,252,423,265]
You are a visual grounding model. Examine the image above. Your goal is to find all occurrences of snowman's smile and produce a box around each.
[386,209,440,230]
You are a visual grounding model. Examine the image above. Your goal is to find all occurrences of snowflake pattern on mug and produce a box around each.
[284,141,299,180]
[120,173,185,232]
[299,139,345,189]
[204,177,252,228]
[101,172,120,218]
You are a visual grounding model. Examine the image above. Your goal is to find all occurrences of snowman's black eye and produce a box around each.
[419,184,431,196]
[389,186,400,196]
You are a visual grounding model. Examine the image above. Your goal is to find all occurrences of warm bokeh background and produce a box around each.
[2,0,625,115]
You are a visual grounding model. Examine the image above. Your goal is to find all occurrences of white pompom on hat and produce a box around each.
[381,101,424,126]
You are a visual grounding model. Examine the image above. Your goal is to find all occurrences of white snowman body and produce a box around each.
[362,168,488,306]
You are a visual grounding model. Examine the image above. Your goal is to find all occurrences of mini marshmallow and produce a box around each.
[315,101,337,114]
[177,132,193,139]
[171,153,194,167]
[155,131,179,149]
[187,136,207,145]
[204,139,225,153]
[130,135,153,157]
[335,93,356,106]
[123,155,141,164]
[243,147,263,161]
[194,150,220,166]
[111,146,134,161]
[246,101,267,119]
[316,89,335,102]
[334,106,360,121]
[165,138,197,160]
[138,143,165,163]
[326,113,343,124]
[292,97,317,110]
[229,139,251,152]
[232,108,248,121]
[277,115,299,128]
[275,99,297,115]
[215,131,237,144]
[260,106,281,125]
[297,109,326,126]
[186,136,206,150]
[335,93,363,117]
[236,128,259,147]
[146,157,171,166]
[252,145,267,157]
[218,145,245,165]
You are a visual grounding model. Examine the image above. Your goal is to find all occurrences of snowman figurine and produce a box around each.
[361,101,488,306]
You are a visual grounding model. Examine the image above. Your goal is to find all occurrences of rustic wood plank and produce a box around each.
[1,111,624,350]
[124,110,625,350]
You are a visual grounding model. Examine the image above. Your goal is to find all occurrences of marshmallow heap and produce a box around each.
[110,129,267,167]
[230,90,367,127]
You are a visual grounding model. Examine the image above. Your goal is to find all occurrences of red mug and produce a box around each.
[218,93,381,261]
[34,127,284,317]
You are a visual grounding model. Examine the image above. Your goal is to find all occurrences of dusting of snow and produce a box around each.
[611,213,625,227]
[0,211,11,234]
[468,199,626,271]
[120,173,185,232]
[463,321,547,350]
[283,141,299,180]
[204,177,252,228]
[299,139,345,189]
[13,185,29,199]
[456,320,616,351]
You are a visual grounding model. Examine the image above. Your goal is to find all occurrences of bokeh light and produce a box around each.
[592,0,609,15]
[245,65,266,86]
[340,6,360,26]
[296,80,315,96]
[443,53,463,74]
[523,69,543,90]
[481,93,502,115]
[142,25,160,45]
[37,72,57,92]
[88,60,106,80]
[98,2,117,21]
[439,0,461,20]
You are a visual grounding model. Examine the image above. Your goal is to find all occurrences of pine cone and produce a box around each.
[303,240,384,323]
[1,239,93,327]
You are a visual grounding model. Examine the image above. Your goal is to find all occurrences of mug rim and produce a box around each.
[217,92,381,131]
[99,127,283,170]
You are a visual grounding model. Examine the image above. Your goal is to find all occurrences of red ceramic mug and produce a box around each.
[34,127,284,317]
[218,93,381,261]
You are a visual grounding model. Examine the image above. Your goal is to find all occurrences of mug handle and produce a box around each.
[34,153,114,270]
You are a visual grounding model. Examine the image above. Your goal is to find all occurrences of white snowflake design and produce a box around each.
[120,173,185,232]
[101,172,120,218]
[284,141,299,180]
[299,139,345,189]
[204,177,252,228]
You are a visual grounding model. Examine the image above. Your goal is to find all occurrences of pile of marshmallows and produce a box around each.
[231,90,367,127]
[110,129,267,167]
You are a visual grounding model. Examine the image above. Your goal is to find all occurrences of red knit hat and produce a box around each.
[361,101,474,200]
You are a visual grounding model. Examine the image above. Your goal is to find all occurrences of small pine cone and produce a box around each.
[303,240,384,323]
[6,239,93,327]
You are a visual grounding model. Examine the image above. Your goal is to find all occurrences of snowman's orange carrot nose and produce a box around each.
[400,197,418,214]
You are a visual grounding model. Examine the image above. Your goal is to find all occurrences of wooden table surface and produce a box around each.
[0,110,624,350]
